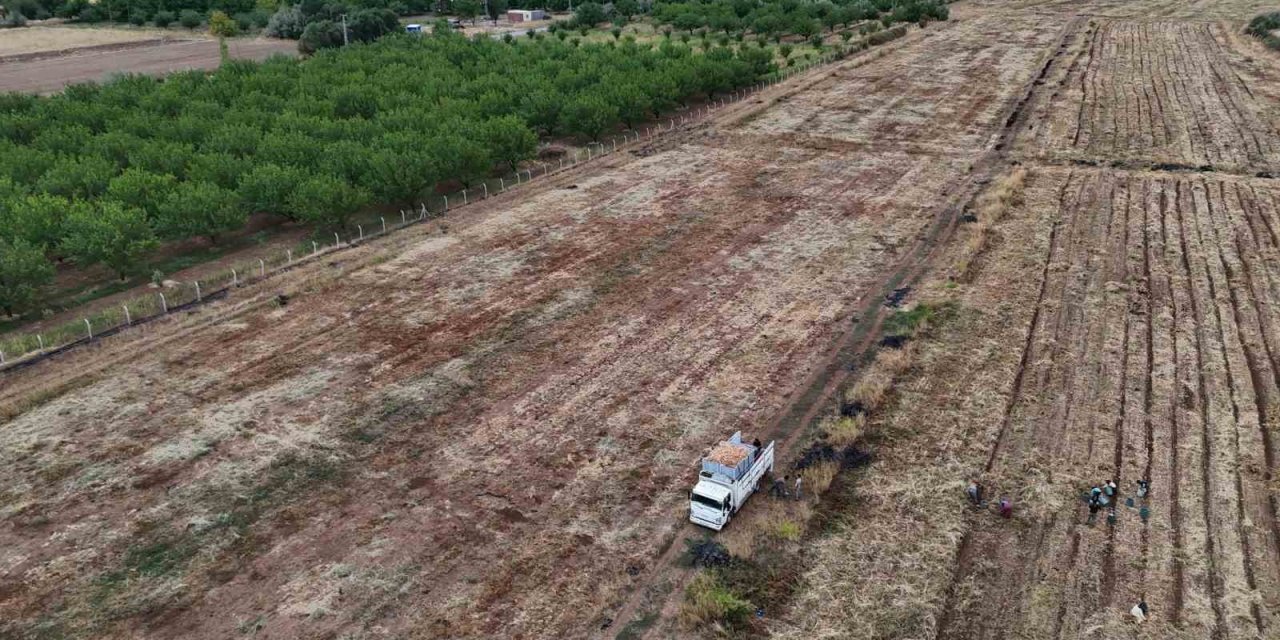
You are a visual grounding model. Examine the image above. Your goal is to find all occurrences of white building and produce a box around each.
[506,9,547,22]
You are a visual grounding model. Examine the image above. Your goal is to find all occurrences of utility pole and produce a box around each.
[341,13,349,46]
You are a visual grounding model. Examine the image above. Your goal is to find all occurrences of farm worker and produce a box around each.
[1130,601,1148,623]
[1090,486,1103,503]
[1087,500,1101,524]
[752,438,762,450]
[998,498,1012,519]
[794,476,803,501]
[770,475,788,498]
[1104,479,1117,497]
[1136,479,1149,499]
[966,480,983,507]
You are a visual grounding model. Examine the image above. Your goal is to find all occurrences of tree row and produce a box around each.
[0,33,774,316]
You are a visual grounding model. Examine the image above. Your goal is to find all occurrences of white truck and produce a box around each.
[689,431,774,531]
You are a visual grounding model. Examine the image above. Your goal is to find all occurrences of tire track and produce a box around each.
[1170,178,1228,639]
[1200,180,1276,635]
[1151,177,1187,624]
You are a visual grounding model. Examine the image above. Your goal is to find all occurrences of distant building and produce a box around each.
[506,9,546,22]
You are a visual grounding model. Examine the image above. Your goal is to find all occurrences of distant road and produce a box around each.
[0,38,298,94]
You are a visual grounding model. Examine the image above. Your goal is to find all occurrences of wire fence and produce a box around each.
[0,26,908,374]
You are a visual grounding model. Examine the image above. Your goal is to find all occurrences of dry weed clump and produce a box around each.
[719,521,760,559]
[679,572,753,630]
[874,343,916,376]
[801,461,840,496]
[846,370,893,412]
[825,414,865,447]
[955,167,1028,281]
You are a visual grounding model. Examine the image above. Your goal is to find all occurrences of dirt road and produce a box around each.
[0,38,298,94]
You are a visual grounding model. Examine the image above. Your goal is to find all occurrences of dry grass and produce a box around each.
[954,167,1027,282]
[779,457,970,640]
[874,343,916,376]
[678,572,753,630]
[846,370,893,411]
[801,461,840,496]
[825,414,866,447]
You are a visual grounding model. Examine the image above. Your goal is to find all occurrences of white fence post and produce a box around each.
[195,281,201,302]
[287,249,293,264]
[358,225,364,240]
[259,259,265,276]
[312,241,319,255]
[443,195,449,211]
[123,304,131,325]
[463,190,468,205]
[84,318,92,340]
[160,292,168,313]
[420,203,427,217]
[587,148,592,161]
[0,349,4,364]
[483,183,489,198]
[500,177,506,192]
[401,210,407,224]
[232,268,238,285]
[382,217,387,233]
[559,158,564,169]
[334,232,340,246]
[37,334,43,351]
[525,169,532,181]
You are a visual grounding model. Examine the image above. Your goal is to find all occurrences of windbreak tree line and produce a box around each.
[5,0,412,33]
[0,33,774,315]
[649,0,948,41]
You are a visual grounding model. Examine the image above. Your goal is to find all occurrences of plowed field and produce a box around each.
[784,6,1280,640]
[1018,21,1280,172]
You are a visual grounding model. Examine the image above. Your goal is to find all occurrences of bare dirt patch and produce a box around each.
[0,25,185,57]
[0,38,298,94]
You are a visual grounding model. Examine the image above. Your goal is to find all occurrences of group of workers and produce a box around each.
[964,480,1013,518]
[966,475,1155,624]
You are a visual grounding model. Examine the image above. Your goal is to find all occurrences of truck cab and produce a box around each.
[689,480,733,528]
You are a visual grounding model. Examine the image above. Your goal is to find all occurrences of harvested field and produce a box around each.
[1018,20,1280,172]
[0,26,173,58]
[0,13,1033,630]
[780,6,1280,640]
[969,0,1280,20]
[782,167,1280,640]
[737,10,1064,156]
[0,38,298,94]
[943,168,1280,639]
